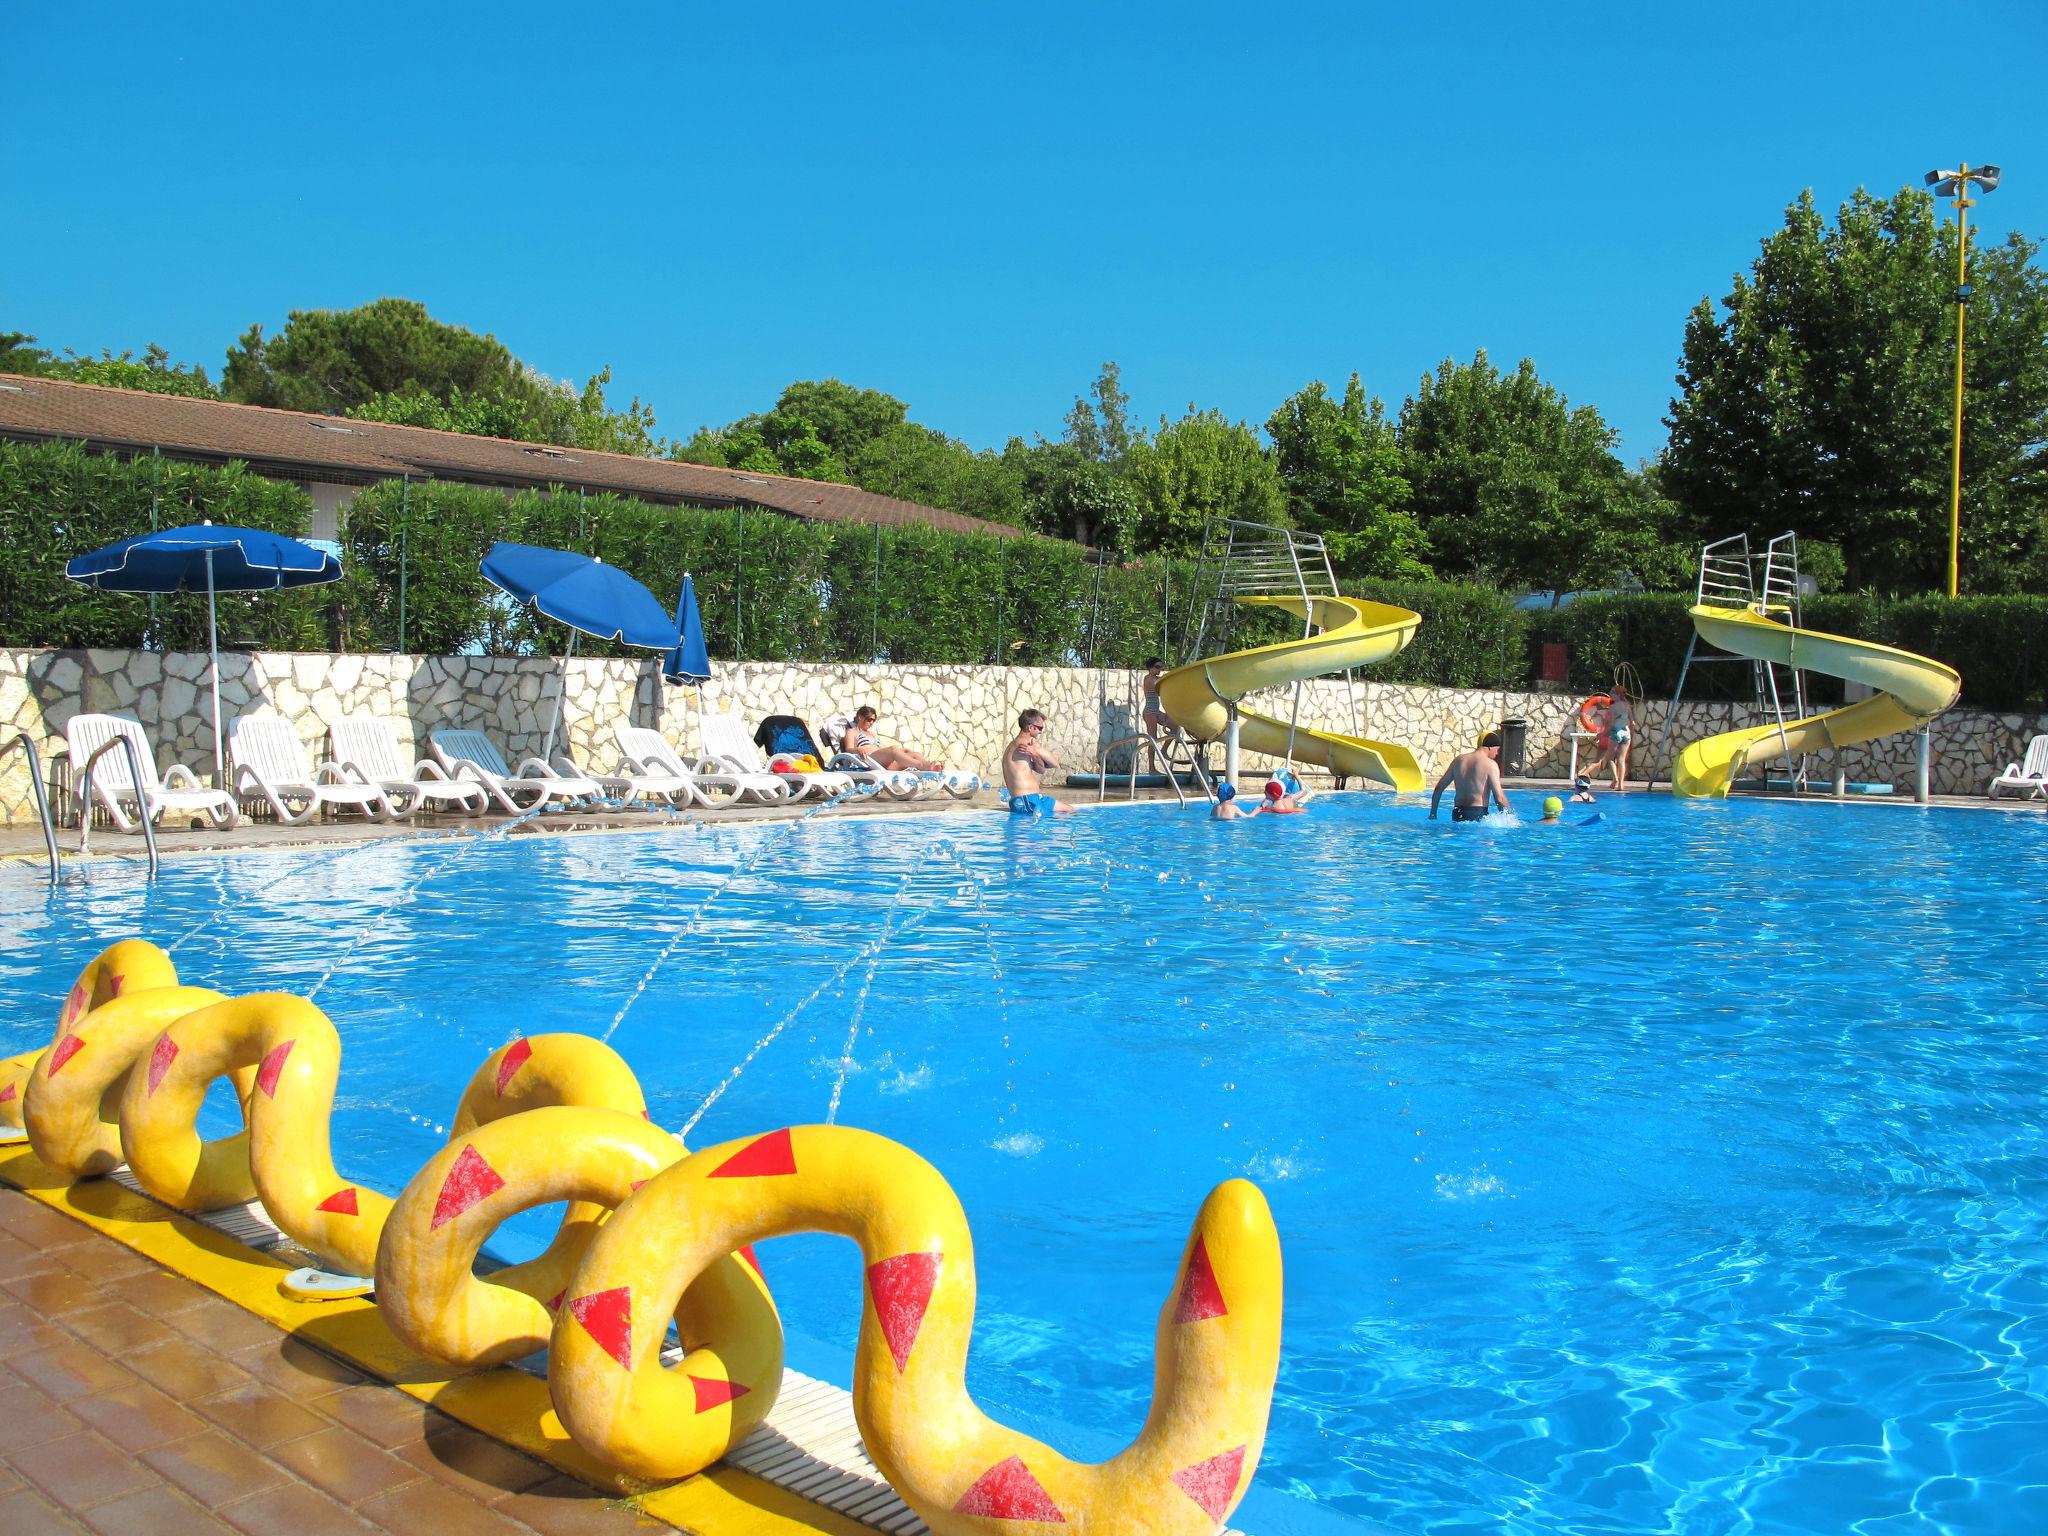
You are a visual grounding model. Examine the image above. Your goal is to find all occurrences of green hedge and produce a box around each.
[0,439,328,650]
[4,440,2042,710]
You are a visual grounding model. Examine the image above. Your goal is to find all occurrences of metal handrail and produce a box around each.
[76,734,161,879]
[2,733,61,886]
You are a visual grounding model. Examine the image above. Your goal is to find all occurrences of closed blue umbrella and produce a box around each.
[662,573,711,685]
[479,542,681,759]
[66,522,342,786]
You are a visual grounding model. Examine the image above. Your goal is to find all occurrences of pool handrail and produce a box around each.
[2,731,62,886]
[76,732,161,879]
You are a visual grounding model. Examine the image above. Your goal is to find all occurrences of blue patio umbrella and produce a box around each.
[479,542,681,758]
[65,522,343,786]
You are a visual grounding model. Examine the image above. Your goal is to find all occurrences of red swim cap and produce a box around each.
[1264,780,1284,798]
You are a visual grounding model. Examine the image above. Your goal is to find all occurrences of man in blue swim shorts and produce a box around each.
[1003,709,1075,816]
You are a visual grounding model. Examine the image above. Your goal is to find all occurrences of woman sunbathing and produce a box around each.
[844,706,944,772]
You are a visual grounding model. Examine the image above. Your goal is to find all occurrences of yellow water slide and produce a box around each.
[1671,604,1962,798]
[1157,594,1425,792]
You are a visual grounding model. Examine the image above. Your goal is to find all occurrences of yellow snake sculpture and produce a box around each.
[1,940,1285,1534]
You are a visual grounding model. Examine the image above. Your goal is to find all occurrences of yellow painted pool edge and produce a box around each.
[0,1140,867,1536]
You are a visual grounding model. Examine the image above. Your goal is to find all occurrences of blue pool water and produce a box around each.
[4,794,2047,1535]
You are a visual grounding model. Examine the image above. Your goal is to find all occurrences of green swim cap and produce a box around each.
[1541,796,1564,817]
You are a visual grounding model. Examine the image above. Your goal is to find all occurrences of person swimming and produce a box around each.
[1003,708,1074,816]
[1212,781,1258,820]
[1539,795,1564,823]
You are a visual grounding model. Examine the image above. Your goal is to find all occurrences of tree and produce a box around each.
[1663,186,2048,592]
[1126,408,1286,555]
[1,332,217,397]
[1402,351,1680,598]
[1062,361,1135,470]
[1267,375,1429,579]
[224,298,668,454]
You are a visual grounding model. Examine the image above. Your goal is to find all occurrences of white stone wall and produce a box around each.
[3,646,2044,826]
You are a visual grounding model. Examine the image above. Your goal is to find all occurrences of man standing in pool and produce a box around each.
[1429,731,1512,822]
[1004,709,1074,816]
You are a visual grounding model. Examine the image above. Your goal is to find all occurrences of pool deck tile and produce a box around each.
[0,1186,661,1536]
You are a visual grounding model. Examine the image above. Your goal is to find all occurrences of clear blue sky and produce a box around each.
[6,1,2044,465]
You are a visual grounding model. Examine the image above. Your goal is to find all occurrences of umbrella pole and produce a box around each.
[544,630,577,763]
[206,549,224,790]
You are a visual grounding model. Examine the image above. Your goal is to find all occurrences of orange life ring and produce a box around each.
[1578,694,1612,734]
[1263,805,1305,815]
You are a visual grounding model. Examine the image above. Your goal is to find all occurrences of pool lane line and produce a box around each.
[0,1137,871,1536]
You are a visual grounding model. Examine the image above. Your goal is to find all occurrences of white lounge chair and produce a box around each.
[429,729,603,814]
[63,714,239,833]
[698,713,862,804]
[614,726,788,808]
[326,717,487,817]
[820,714,986,800]
[230,714,400,824]
[1989,734,2048,799]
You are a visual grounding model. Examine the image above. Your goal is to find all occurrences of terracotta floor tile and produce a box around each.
[266,1425,419,1508]
[231,1334,368,1395]
[215,1480,384,1536]
[0,1379,85,1455]
[0,1197,100,1249]
[354,1472,536,1536]
[6,1339,140,1404]
[66,1380,208,1455]
[492,1477,671,1535]
[79,1483,237,1536]
[13,1429,161,1511]
[304,1383,431,1451]
[394,1420,557,1500]
[99,1269,213,1318]
[162,1301,289,1357]
[120,1338,255,1403]
[0,1299,72,1353]
[0,1234,66,1282]
[0,1484,93,1534]
[47,1241,160,1283]
[0,1460,22,1496]
[59,1302,180,1356]
[3,1269,115,1317]
[140,1428,292,1510]
[190,1382,331,1450]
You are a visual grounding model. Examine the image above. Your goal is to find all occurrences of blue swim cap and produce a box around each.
[1217,782,1237,801]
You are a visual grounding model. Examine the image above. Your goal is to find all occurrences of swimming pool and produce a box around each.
[4,794,2046,1535]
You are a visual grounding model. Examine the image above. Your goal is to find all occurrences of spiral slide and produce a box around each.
[1158,593,1426,792]
[1672,604,1962,798]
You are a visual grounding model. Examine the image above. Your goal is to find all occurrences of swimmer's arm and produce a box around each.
[1488,759,1509,812]
[1429,763,1455,817]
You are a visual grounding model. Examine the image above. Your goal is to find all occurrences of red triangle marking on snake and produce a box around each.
[47,1034,85,1077]
[430,1144,506,1229]
[628,1178,646,1193]
[1175,1235,1228,1323]
[495,1037,533,1095]
[567,1286,634,1369]
[100,974,125,1002]
[867,1251,941,1374]
[689,1375,751,1413]
[708,1128,796,1178]
[953,1456,1065,1521]
[255,1039,296,1099]
[0,1081,16,1104]
[316,1186,360,1216]
[737,1244,763,1280]
[1171,1445,1247,1522]
[147,1033,179,1096]
[61,982,87,1027]
[546,1289,564,1312]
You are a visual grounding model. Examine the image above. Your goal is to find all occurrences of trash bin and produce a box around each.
[1500,718,1528,776]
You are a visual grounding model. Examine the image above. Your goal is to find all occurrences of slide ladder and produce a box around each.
[1159,519,1424,792]
[1662,532,1961,799]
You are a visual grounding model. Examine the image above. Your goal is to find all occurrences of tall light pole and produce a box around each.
[1924,162,2001,597]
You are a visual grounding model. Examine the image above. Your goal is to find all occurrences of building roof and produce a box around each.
[0,372,1020,538]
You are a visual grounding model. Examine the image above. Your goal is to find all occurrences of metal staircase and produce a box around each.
[1650,532,1813,791]
[1183,518,1340,664]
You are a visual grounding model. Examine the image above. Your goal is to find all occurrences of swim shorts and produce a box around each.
[1008,792,1059,816]
[1611,726,1631,745]
[1451,805,1489,823]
